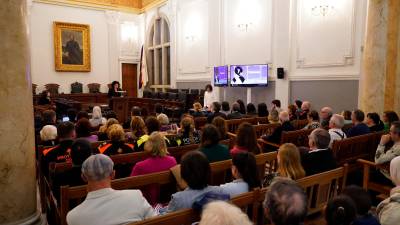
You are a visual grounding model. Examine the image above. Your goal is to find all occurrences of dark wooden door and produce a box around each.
[122,63,138,97]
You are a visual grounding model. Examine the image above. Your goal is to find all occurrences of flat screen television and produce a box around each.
[214,66,229,87]
[230,64,268,87]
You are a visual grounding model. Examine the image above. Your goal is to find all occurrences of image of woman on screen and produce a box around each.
[232,66,245,84]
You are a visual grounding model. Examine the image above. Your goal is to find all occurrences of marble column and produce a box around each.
[0,0,43,224]
[360,0,400,115]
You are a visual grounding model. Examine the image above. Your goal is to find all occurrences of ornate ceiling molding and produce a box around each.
[34,0,167,14]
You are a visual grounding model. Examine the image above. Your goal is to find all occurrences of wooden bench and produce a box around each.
[331,132,383,170]
[49,152,275,225]
[291,119,309,130]
[225,119,244,134]
[256,117,269,124]
[129,165,348,225]
[194,117,207,130]
[357,159,392,199]
[258,129,313,151]
[254,123,280,138]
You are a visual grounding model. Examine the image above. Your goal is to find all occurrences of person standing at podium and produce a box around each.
[108,81,122,98]
[203,84,215,110]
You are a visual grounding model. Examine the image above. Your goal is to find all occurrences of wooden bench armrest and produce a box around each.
[257,138,280,148]
[357,159,377,167]
[227,132,237,139]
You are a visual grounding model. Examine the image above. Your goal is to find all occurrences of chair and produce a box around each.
[143,90,152,98]
[190,89,199,95]
[32,83,38,95]
[179,89,189,94]
[200,89,205,96]
[159,92,167,99]
[87,83,101,93]
[70,82,83,94]
[178,92,187,102]
[45,83,60,95]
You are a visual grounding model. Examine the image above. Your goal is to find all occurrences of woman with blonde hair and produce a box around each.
[265,143,305,186]
[89,106,107,127]
[192,102,205,118]
[97,124,133,155]
[98,118,119,141]
[178,116,201,145]
[40,125,58,146]
[130,132,177,205]
[128,116,147,140]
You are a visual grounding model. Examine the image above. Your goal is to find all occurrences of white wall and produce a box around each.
[29,2,141,94]
[142,0,367,110]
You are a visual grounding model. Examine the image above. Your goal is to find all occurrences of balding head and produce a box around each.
[301,101,311,111]
[200,201,252,225]
[279,111,290,123]
[309,128,331,149]
[264,178,307,225]
[329,114,345,129]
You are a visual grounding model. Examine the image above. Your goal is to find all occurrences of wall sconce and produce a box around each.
[311,2,335,17]
[237,23,252,32]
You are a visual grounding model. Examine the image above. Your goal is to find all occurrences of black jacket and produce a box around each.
[227,111,243,120]
[108,88,122,98]
[264,121,294,144]
[41,139,74,177]
[207,112,227,123]
[301,148,337,176]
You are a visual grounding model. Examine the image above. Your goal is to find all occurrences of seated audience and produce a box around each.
[367,112,385,132]
[288,104,297,121]
[221,101,230,116]
[231,122,261,155]
[263,111,294,144]
[263,179,307,225]
[325,195,356,225]
[212,116,229,140]
[42,109,57,127]
[199,125,231,163]
[98,118,119,141]
[155,103,166,117]
[38,90,51,105]
[301,128,336,176]
[272,99,282,113]
[227,102,243,120]
[75,118,98,142]
[221,152,260,197]
[265,143,305,186]
[131,132,177,205]
[167,151,224,212]
[40,125,57,146]
[199,201,252,225]
[178,116,201,145]
[268,109,280,124]
[52,138,92,198]
[237,99,246,114]
[123,106,142,129]
[298,101,311,120]
[126,116,147,147]
[67,108,77,123]
[347,109,370,137]
[320,107,333,129]
[41,121,76,176]
[98,124,134,155]
[328,114,347,147]
[342,185,380,225]
[66,154,155,225]
[257,103,269,118]
[377,156,400,225]
[383,111,399,132]
[295,100,303,111]
[146,116,161,134]
[89,106,106,127]
[303,110,320,130]
[342,110,353,125]
[76,111,89,121]
[375,121,400,180]
[192,102,205,118]
[245,103,257,117]
[208,102,227,123]
[158,113,174,132]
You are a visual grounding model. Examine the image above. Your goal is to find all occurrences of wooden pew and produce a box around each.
[258,129,313,151]
[225,119,244,134]
[291,119,309,130]
[357,159,392,199]
[129,165,348,225]
[242,117,257,125]
[51,152,276,225]
[331,132,383,170]
[256,117,268,124]
[194,117,207,130]
[254,124,280,138]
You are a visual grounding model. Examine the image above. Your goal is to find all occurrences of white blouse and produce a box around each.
[203,91,214,109]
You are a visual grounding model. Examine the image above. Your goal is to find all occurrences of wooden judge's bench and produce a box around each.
[109,97,185,123]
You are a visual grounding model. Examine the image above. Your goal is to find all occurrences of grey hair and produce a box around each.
[330,114,345,128]
[309,128,331,149]
[199,201,253,225]
[82,154,114,181]
[157,113,169,125]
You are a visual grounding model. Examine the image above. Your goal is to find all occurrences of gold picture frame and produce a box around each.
[54,22,91,72]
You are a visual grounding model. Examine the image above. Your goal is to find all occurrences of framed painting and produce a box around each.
[54,22,91,72]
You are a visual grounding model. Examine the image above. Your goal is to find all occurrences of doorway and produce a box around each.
[121,63,138,97]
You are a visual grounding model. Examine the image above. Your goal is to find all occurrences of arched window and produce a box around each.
[147,16,171,92]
